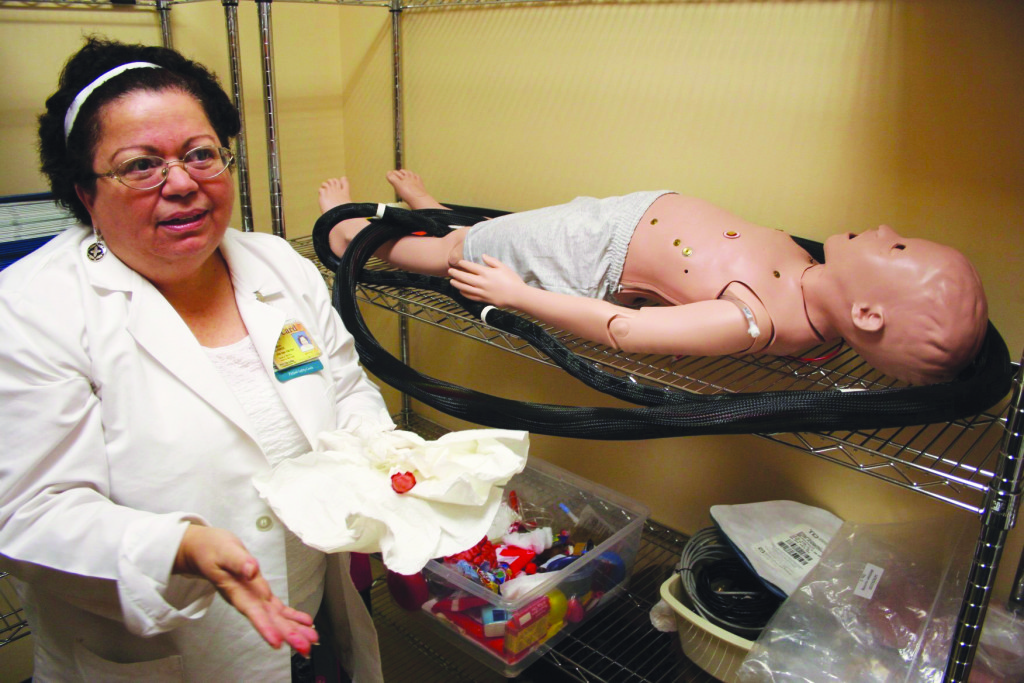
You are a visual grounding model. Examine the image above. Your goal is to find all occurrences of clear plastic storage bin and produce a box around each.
[412,457,649,677]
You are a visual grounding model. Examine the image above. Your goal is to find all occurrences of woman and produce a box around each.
[0,38,389,681]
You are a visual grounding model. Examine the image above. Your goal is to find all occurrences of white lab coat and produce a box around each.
[0,227,389,682]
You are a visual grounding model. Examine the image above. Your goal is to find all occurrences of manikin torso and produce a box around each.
[616,194,823,355]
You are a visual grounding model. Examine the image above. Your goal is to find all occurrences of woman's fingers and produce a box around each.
[220,575,317,652]
[175,525,318,652]
[282,621,320,656]
[280,604,316,626]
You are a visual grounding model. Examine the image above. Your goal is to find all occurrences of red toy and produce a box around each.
[390,471,416,493]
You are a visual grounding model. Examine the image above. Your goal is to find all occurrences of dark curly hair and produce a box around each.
[38,36,241,226]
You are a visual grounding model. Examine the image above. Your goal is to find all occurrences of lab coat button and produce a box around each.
[256,515,274,531]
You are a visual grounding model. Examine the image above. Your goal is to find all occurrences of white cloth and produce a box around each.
[254,419,529,575]
[0,227,390,682]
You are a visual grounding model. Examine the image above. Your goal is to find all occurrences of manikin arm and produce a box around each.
[450,256,761,356]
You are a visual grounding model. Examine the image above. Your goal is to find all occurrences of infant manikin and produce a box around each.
[322,171,988,386]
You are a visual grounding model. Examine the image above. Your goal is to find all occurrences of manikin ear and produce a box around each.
[851,302,885,333]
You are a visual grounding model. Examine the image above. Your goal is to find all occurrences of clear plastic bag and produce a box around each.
[971,604,1024,682]
[735,514,975,683]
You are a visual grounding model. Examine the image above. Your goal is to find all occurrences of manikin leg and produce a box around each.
[319,170,468,278]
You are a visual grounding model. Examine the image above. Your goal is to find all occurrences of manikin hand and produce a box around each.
[174,524,318,656]
[449,255,528,308]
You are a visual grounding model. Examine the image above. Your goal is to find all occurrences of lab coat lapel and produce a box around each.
[86,242,258,440]
[128,279,257,437]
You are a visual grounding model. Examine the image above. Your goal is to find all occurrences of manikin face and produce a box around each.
[822,224,955,321]
[76,89,234,285]
[824,224,912,274]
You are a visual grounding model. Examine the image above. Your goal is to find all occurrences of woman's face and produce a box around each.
[76,88,234,285]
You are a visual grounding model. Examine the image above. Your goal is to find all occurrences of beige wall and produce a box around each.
[0,0,1021,676]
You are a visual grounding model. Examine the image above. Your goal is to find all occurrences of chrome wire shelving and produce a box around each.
[0,1,157,7]
[0,572,28,649]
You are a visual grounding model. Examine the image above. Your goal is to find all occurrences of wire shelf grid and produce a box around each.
[0,0,159,9]
[0,572,29,648]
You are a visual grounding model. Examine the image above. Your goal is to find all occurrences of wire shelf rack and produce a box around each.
[0,572,29,648]
[0,1,160,9]
[289,235,1017,517]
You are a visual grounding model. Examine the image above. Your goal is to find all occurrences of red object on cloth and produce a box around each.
[390,471,417,493]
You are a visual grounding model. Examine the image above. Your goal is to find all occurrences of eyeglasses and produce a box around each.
[97,145,235,191]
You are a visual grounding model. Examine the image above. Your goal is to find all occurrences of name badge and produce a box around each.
[273,320,323,382]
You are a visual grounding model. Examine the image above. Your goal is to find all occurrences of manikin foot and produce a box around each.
[319,176,353,213]
[386,169,446,211]
[319,177,365,256]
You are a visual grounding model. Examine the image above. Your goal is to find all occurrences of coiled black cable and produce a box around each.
[678,527,782,640]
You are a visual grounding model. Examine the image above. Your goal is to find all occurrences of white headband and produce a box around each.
[63,62,162,142]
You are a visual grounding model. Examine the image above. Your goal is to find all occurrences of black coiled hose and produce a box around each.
[677,527,782,640]
[312,203,1014,440]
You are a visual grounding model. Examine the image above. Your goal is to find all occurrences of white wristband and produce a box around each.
[480,305,497,324]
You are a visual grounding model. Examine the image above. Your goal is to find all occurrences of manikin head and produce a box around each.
[819,225,988,385]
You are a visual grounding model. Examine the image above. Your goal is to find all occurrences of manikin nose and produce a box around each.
[876,224,900,239]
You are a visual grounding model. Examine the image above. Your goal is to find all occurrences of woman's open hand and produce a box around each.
[174,524,318,656]
[448,255,526,308]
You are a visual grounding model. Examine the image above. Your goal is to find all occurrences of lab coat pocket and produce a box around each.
[74,639,185,682]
